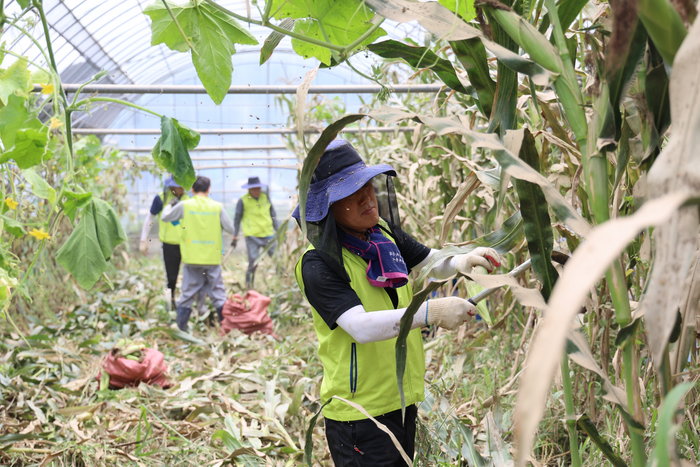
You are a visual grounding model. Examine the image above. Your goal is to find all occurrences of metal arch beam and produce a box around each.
[73,127,418,135]
[33,83,447,95]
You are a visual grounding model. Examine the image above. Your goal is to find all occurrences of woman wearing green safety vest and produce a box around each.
[293,140,501,466]
[161,176,236,331]
[232,176,279,289]
[139,176,195,310]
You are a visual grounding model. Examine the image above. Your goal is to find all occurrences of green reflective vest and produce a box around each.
[159,190,190,245]
[180,196,223,265]
[241,192,274,238]
[295,230,425,421]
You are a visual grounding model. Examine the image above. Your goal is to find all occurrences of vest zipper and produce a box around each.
[350,342,357,398]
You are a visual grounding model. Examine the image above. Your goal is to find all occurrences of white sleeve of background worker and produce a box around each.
[160,202,184,223]
[139,212,155,243]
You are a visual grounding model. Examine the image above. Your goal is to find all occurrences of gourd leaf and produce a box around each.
[0,94,30,147]
[514,128,558,301]
[438,0,476,21]
[367,40,469,93]
[0,57,31,105]
[1,215,25,238]
[63,190,93,223]
[151,116,198,190]
[56,199,126,289]
[23,168,56,205]
[270,0,386,65]
[0,125,50,169]
[144,1,258,104]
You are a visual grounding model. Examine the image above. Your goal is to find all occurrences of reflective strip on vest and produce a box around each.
[241,192,274,238]
[159,191,190,244]
[295,226,425,421]
[180,196,223,265]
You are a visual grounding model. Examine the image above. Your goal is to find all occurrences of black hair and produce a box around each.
[192,176,211,193]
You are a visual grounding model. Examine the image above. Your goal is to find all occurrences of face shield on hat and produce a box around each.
[293,140,403,282]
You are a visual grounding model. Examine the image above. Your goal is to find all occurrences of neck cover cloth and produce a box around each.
[342,226,409,288]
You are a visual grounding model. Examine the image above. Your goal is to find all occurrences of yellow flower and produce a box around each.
[49,117,63,130]
[41,83,54,94]
[29,228,51,240]
[4,198,18,210]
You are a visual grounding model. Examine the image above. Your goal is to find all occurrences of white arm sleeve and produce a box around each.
[140,212,155,243]
[414,249,459,280]
[335,303,429,344]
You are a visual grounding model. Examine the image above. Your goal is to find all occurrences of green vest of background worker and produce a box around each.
[232,176,279,289]
[293,140,501,465]
[161,176,236,331]
[139,176,195,310]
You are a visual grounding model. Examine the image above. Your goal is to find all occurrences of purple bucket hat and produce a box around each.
[292,140,396,222]
[164,175,181,189]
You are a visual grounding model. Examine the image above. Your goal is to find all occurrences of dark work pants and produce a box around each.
[325,405,417,467]
[162,243,181,294]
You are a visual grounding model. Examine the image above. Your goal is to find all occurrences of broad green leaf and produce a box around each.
[0,94,29,148]
[450,38,496,118]
[0,58,31,105]
[367,40,469,93]
[638,0,687,65]
[1,215,25,238]
[56,199,126,289]
[63,190,93,223]
[144,1,257,104]
[151,116,198,190]
[74,135,102,159]
[29,69,51,84]
[271,0,386,65]
[0,266,18,302]
[0,126,50,169]
[439,0,476,21]
[260,18,294,65]
[190,4,258,104]
[56,201,110,289]
[16,0,31,8]
[22,168,56,205]
[92,198,127,260]
[514,129,558,302]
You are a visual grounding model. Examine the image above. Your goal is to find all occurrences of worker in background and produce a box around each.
[232,176,279,289]
[293,140,501,465]
[139,175,205,312]
[161,176,236,331]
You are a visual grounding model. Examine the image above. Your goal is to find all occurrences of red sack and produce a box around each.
[220,290,279,339]
[97,348,171,389]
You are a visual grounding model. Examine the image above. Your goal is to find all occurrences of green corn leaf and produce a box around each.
[642,40,671,164]
[298,114,366,238]
[514,128,559,301]
[450,38,497,118]
[0,57,31,105]
[260,18,294,65]
[537,0,589,35]
[653,382,693,464]
[304,399,334,466]
[367,40,469,93]
[638,0,687,65]
[63,190,93,223]
[271,0,386,66]
[22,168,56,205]
[605,21,647,142]
[56,199,126,289]
[151,115,198,190]
[365,0,555,85]
[612,115,634,194]
[144,1,258,104]
[576,414,628,467]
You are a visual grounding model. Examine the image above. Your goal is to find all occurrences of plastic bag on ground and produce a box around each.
[97,348,171,389]
[220,290,280,339]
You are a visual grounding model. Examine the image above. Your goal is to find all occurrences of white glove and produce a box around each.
[425,297,477,330]
[139,240,148,254]
[454,247,501,273]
